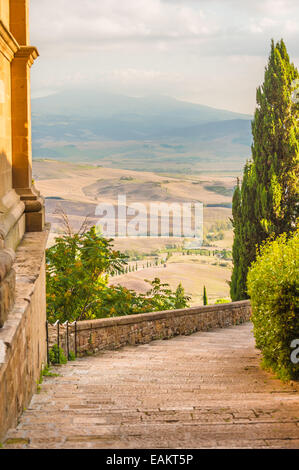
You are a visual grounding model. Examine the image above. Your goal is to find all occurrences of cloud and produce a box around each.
[29,0,299,114]
[31,0,210,46]
[30,0,299,55]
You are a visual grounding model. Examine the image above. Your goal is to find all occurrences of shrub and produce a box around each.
[68,351,76,361]
[247,231,299,381]
[48,345,68,365]
[215,299,230,304]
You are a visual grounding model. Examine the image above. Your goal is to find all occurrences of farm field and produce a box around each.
[34,159,236,304]
[111,255,231,305]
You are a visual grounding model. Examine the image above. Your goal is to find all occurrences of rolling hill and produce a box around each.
[32,90,252,173]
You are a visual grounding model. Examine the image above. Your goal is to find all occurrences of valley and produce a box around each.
[34,159,238,305]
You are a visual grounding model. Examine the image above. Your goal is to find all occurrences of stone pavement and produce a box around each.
[3,323,299,449]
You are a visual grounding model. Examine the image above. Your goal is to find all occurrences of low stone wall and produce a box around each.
[0,230,49,441]
[49,300,251,358]
[0,250,16,328]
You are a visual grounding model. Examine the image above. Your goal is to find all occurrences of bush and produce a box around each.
[68,351,76,361]
[247,231,299,381]
[48,345,68,365]
[215,299,230,304]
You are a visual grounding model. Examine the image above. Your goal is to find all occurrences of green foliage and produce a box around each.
[247,231,299,381]
[98,278,190,317]
[206,231,224,242]
[174,283,189,309]
[204,220,232,245]
[141,278,190,312]
[215,299,230,304]
[47,227,190,322]
[41,365,59,378]
[220,249,232,260]
[46,226,128,322]
[68,351,76,361]
[120,176,134,181]
[204,184,234,197]
[231,39,299,301]
[48,345,68,365]
[203,286,208,306]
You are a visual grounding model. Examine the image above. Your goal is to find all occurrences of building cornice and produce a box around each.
[0,20,19,61]
[14,46,39,67]
[0,21,39,66]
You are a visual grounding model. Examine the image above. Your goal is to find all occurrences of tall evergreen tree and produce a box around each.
[231,39,299,301]
[203,286,208,306]
[230,179,242,301]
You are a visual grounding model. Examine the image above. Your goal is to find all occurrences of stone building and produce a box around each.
[0,0,48,439]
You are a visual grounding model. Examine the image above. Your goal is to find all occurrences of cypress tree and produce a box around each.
[175,283,187,309]
[252,39,299,236]
[230,179,242,301]
[203,286,208,306]
[231,39,299,301]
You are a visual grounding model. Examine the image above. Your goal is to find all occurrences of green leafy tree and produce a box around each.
[46,227,127,322]
[174,283,189,309]
[123,278,188,313]
[47,228,190,322]
[231,39,299,300]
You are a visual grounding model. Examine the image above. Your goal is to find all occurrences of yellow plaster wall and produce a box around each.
[1,1,43,236]
[10,0,29,46]
[11,55,32,189]
[0,1,13,198]
[0,0,10,28]
[0,53,12,197]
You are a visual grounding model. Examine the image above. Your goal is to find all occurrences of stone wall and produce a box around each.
[0,229,48,441]
[0,0,47,442]
[0,249,15,327]
[48,300,251,358]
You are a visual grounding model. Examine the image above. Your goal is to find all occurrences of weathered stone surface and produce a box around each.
[0,230,49,441]
[0,267,16,328]
[0,248,15,282]
[4,323,299,449]
[0,0,47,444]
[0,248,16,328]
[48,300,251,358]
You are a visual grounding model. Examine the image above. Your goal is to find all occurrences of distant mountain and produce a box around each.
[32,89,251,121]
[31,89,252,173]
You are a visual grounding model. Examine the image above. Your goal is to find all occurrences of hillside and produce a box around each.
[32,90,252,173]
[33,159,235,303]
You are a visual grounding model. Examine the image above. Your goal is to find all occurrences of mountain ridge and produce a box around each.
[31,89,252,173]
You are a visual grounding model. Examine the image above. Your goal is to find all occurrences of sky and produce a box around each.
[30,0,299,114]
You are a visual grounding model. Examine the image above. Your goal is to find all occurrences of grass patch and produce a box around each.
[204,184,234,197]
[4,438,29,446]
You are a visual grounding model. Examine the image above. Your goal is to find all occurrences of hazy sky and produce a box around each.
[30,0,299,114]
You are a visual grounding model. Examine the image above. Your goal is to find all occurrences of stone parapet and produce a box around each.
[0,249,15,327]
[0,228,49,441]
[48,301,252,358]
